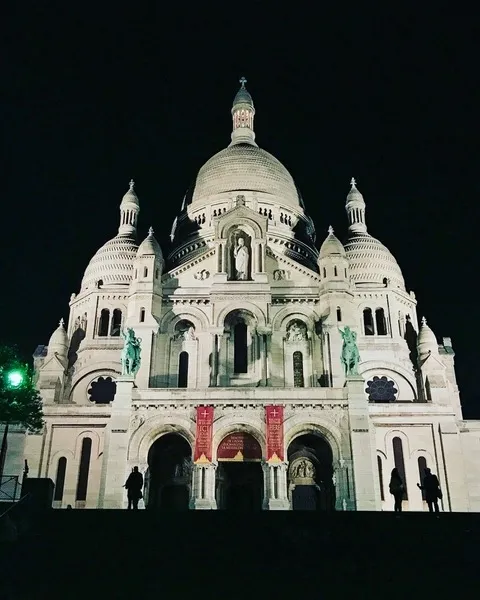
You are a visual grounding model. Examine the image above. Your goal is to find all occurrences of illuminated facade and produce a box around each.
[10,80,480,511]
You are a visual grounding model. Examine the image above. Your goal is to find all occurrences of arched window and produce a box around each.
[98,309,110,337]
[54,457,67,502]
[140,307,145,323]
[363,308,375,335]
[375,308,387,335]
[293,351,304,387]
[323,268,326,278]
[155,268,159,279]
[178,351,189,387]
[334,266,338,277]
[143,266,148,277]
[417,457,427,501]
[110,309,122,336]
[234,322,248,374]
[336,307,342,322]
[377,455,385,501]
[344,268,347,278]
[392,437,408,499]
[76,437,92,502]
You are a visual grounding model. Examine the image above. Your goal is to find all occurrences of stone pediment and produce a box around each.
[40,353,66,373]
[215,200,267,241]
[266,248,320,286]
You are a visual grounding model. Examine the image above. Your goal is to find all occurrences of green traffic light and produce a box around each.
[6,370,25,389]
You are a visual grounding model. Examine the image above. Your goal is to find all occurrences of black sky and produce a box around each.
[2,4,478,416]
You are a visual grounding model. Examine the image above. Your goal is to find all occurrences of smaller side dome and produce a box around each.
[417,316,439,359]
[319,225,346,259]
[47,319,68,358]
[137,227,163,260]
[121,179,140,209]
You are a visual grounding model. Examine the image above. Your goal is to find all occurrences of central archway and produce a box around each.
[147,433,192,511]
[215,432,264,511]
[287,433,335,511]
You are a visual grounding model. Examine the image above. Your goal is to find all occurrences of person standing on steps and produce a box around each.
[417,468,442,513]
[389,468,405,513]
[124,466,144,510]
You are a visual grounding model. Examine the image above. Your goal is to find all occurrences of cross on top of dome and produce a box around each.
[239,76,247,87]
[129,179,135,190]
[328,225,334,235]
[350,177,356,187]
[148,226,154,236]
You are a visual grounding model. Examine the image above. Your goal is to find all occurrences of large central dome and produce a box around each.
[191,143,301,207]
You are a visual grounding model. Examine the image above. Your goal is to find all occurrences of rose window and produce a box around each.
[88,376,117,404]
[365,376,398,402]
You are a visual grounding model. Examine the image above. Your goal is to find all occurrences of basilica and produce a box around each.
[9,79,480,511]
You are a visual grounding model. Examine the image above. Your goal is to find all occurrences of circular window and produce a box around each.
[365,376,398,402]
[88,376,117,404]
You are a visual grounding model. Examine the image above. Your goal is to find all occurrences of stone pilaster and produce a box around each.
[266,462,290,510]
[347,375,381,510]
[192,463,217,509]
[99,377,134,509]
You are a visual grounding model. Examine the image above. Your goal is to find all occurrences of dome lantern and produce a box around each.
[230,77,257,147]
[345,177,367,234]
[118,179,140,237]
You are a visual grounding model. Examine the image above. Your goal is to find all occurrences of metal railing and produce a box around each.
[0,475,20,502]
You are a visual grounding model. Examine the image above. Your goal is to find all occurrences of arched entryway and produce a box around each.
[147,433,192,511]
[287,433,335,511]
[215,432,264,511]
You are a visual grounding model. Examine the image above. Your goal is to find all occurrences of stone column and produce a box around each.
[99,377,134,509]
[257,326,272,387]
[192,463,217,509]
[347,376,381,510]
[266,462,290,510]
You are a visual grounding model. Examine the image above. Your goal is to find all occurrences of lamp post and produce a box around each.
[0,366,26,481]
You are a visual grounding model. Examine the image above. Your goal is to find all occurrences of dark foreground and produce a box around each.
[1,508,480,599]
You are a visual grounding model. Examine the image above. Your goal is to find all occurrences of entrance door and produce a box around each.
[222,462,263,511]
[215,431,264,511]
[147,433,192,511]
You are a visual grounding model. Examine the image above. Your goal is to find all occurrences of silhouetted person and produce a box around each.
[124,466,144,510]
[417,468,441,513]
[389,468,405,512]
[66,504,73,510]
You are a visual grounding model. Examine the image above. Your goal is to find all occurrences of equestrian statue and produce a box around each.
[121,328,142,377]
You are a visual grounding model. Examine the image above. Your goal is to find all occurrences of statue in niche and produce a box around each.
[291,459,315,480]
[174,322,196,341]
[286,320,307,342]
[183,326,196,341]
[233,236,250,280]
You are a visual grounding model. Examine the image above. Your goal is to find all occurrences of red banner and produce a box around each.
[194,406,214,464]
[266,405,284,463]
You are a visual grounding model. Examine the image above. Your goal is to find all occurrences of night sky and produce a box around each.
[2,5,478,416]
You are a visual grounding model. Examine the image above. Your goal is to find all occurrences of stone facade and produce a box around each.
[5,79,480,511]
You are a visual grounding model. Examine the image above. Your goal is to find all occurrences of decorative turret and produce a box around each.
[230,77,257,147]
[118,179,140,237]
[345,177,367,234]
[46,318,68,365]
[318,226,350,290]
[417,316,439,361]
[127,227,163,327]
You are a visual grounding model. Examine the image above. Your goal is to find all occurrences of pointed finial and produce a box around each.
[350,177,356,187]
[129,179,135,190]
[148,226,154,236]
[421,316,427,327]
[59,318,65,328]
[328,225,334,235]
[239,76,247,88]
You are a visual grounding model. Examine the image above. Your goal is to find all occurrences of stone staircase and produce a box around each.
[1,509,479,599]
